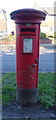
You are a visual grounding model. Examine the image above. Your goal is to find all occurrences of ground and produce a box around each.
[2,100,56,119]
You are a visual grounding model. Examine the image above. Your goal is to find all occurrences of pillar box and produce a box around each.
[10,9,46,105]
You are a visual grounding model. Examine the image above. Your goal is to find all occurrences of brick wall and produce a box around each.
[0,40,16,45]
[40,39,52,44]
[0,39,52,45]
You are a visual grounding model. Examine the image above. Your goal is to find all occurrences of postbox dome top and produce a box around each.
[10,8,46,23]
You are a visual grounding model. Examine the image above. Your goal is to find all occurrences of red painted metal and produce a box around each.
[10,9,46,89]
[16,24,40,89]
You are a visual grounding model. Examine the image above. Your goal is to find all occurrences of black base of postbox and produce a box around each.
[16,88,38,105]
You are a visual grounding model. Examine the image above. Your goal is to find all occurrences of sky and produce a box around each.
[0,0,55,33]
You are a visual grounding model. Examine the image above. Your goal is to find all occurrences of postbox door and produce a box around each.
[16,35,39,89]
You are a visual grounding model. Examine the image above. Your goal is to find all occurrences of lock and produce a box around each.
[32,64,37,67]
[35,58,39,63]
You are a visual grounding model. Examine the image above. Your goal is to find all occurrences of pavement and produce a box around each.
[0,44,56,73]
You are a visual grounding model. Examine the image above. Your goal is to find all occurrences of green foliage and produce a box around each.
[1,72,56,109]
[40,32,46,39]
[3,34,15,41]
[54,73,56,98]
[2,95,11,105]
[48,32,56,38]
[38,73,55,109]
[48,35,53,38]
[2,73,16,105]
[54,32,56,38]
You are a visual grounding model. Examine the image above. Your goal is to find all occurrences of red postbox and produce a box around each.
[10,9,46,104]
